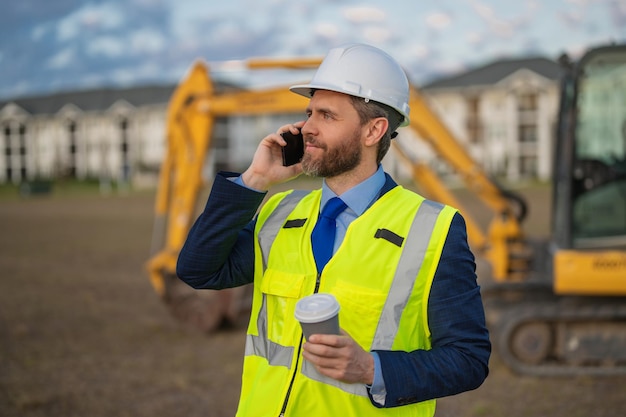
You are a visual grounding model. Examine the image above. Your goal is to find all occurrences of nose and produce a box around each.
[301,118,316,138]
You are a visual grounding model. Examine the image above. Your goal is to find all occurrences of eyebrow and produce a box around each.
[306,105,340,118]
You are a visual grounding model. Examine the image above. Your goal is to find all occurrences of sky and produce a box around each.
[1,0,625,100]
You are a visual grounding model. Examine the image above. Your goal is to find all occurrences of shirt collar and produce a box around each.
[320,165,386,216]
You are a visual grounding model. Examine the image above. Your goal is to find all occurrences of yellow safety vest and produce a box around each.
[236,186,457,417]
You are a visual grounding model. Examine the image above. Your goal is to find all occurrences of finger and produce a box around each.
[276,122,305,136]
[302,348,344,370]
[261,132,288,150]
[307,333,347,347]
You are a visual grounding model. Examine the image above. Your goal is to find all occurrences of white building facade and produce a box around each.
[415,57,562,182]
[0,87,174,186]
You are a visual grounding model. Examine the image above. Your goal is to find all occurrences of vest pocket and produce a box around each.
[331,280,388,346]
[260,268,307,298]
[260,268,308,344]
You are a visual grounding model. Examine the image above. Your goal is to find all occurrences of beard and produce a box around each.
[301,129,362,178]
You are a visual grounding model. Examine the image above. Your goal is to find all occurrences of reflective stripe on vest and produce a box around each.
[245,190,310,367]
[372,199,444,350]
[247,191,445,397]
[258,190,310,269]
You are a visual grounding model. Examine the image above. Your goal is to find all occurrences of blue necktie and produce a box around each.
[311,197,347,272]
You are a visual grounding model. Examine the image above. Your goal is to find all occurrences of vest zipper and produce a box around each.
[278,338,303,417]
[314,271,322,293]
[278,272,322,416]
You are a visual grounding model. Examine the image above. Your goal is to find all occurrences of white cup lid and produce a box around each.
[295,293,340,323]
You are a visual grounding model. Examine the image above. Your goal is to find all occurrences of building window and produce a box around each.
[120,119,129,155]
[466,96,482,144]
[516,91,539,176]
[3,122,28,182]
[519,124,538,143]
[518,92,537,111]
[119,118,130,181]
[68,121,77,177]
[19,124,26,179]
[517,92,538,143]
[3,124,11,181]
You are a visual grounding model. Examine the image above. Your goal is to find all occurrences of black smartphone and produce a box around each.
[281,129,304,166]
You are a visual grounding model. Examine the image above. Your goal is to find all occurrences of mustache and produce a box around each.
[304,135,323,148]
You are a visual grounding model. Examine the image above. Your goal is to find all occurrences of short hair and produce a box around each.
[349,96,403,164]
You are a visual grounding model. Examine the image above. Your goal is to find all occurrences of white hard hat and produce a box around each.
[290,43,410,126]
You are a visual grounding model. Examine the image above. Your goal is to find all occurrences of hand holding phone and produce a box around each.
[281,129,304,166]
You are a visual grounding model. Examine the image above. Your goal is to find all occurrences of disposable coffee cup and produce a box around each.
[295,293,340,340]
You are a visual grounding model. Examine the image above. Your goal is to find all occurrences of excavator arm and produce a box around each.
[145,56,531,332]
[146,60,312,332]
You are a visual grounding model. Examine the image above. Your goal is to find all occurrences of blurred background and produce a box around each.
[1,0,625,99]
[1,1,625,416]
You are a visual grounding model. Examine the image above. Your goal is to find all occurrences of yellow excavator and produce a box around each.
[146,44,626,376]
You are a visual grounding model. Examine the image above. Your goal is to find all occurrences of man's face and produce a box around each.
[301,90,363,178]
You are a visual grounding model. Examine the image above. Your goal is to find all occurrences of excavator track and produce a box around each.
[485,285,626,376]
[161,272,253,333]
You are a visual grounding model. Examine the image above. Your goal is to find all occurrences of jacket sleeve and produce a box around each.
[176,172,266,290]
[372,212,491,407]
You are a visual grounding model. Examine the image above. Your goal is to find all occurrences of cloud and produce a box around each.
[211,21,253,46]
[470,0,495,20]
[55,3,125,42]
[362,26,392,43]
[426,12,452,31]
[468,1,511,38]
[408,44,430,59]
[130,28,166,54]
[132,0,167,7]
[609,0,626,29]
[46,47,76,69]
[88,36,125,58]
[565,0,594,5]
[314,22,340,40]
[526,0,540,11]
[468,0,536,40]
[466,31,484,46]
[342,6,386,23]
[558,10,585,28]
[110,67,145,85]
[31,24,50,41]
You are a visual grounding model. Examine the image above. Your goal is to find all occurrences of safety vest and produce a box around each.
[236,186,457,417]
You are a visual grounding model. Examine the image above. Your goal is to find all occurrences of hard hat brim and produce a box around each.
[289,83,326,99]
[289,83,410,127]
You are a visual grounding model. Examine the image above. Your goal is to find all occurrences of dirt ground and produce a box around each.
[0,184,625,417]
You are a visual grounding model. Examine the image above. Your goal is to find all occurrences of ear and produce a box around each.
[363,117,388,147]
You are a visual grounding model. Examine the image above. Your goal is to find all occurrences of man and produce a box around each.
[177,43,490,416]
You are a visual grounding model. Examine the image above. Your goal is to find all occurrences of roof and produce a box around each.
[0,85,176,115]
[422,56,562,90]
[0,80,242,116]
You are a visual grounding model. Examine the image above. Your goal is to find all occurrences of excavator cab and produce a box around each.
[570,47,626,246]
[552,45,626,295]
[555,44,626,249]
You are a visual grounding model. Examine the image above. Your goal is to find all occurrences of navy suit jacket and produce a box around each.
[177,172,491,407]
